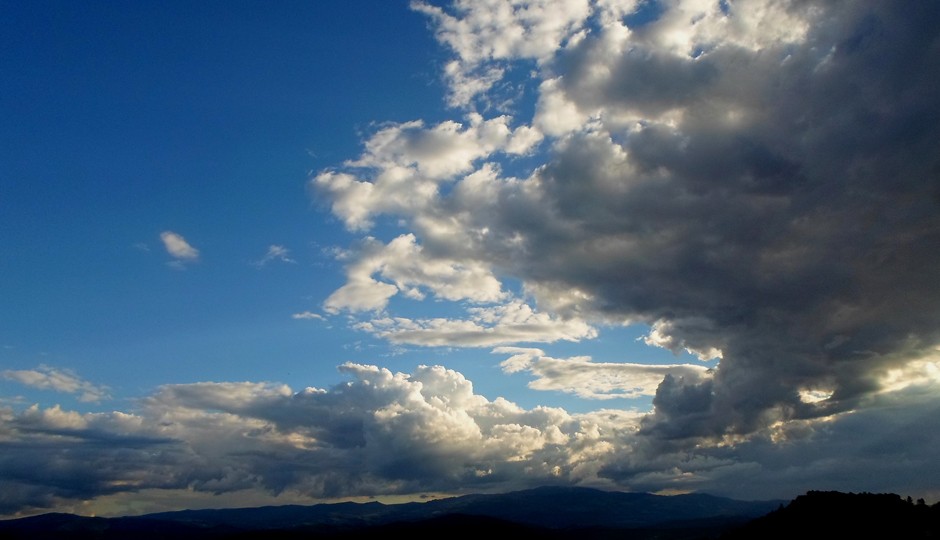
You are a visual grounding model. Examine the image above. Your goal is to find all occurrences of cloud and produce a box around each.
[412,0,592,106]
[324,234,506,314]
[159,231,199,263]
[602,380,940,501]
[2,363,939,517]
[315,0,940,448]
[353,300,596,347]
[313,115,540,231]
[253,245,296,267]
[495,347,712,399]
[292,311,325,321]
[345,115,540,179]
[0,364,637,516]
[2,366,110,402]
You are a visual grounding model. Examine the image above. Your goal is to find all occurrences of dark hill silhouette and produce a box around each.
[136,485,779,530]
[0,486,780,540]
[721,491,940,540]
[6,488,936,539]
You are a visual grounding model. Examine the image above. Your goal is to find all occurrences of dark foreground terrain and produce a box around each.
[722,490,940,540]
[0,487,937,539]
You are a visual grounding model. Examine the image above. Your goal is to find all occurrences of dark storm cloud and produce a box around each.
[0,408,187,515]
[466,0,940,440]
[599,383,940,501]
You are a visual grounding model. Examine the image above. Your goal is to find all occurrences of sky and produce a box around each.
[1,0,940,519]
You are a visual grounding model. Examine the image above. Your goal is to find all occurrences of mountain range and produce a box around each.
[5,488,939,539]
[0,486,780,539]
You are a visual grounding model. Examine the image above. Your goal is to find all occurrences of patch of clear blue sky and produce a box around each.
[1,1,441,395]
[623,0,667,28]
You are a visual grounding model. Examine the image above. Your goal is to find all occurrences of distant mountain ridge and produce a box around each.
[4,487,938,539]
[722,490,940,540]
[141,485,781,530]
[0,486,782,538]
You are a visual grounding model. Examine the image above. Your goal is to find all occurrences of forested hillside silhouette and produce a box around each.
[1,489,938,539]
[722,491,940,540]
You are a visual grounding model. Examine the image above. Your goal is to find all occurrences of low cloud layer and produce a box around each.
[0,364,636,516]
[3,361,939,517]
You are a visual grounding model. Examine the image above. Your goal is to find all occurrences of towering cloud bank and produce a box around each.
[316,0,940,444]
[0,365,637,515]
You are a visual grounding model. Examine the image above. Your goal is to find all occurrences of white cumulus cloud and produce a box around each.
[160,231,199,262]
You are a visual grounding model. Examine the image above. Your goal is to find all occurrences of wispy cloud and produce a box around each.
[312,116,540,231]
[253,245,296,267]
[160,231,199,265]
[411,0,591,106]
[291,311,325,321]
[353,300,596,347]
[495,347,712,400]
[2,365,110,402]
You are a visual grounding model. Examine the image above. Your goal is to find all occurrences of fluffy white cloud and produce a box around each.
[533,77,592,136]
[347,114,539,179]
[0,363,632,516]
[495,347,712,399]
[312,115,540,231]
[324,234,506,314]
[2,366,110,402]
[159,231,199,262]
[413,0,592,105]
[413,0,590,65]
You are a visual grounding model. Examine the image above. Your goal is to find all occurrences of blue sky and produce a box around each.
[2,0,940,518]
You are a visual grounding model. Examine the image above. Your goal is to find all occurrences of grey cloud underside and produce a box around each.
[601,386,940,500]
[3,366,940,516]
[0,365,634,515]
